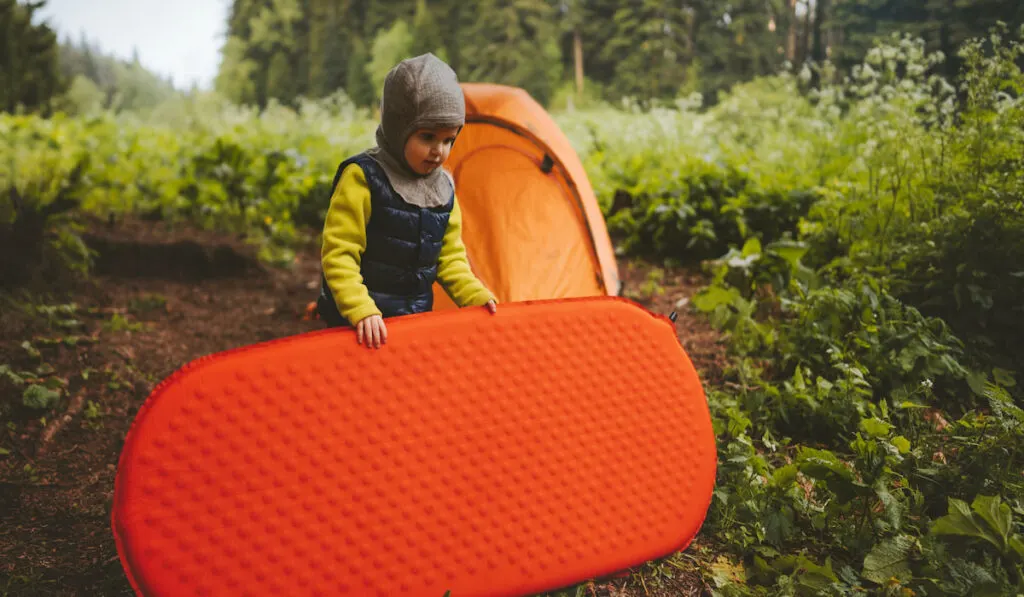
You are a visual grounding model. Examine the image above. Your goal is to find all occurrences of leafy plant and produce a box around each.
[605,25,1024,596]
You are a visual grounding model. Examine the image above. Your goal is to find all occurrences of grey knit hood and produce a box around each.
[365,53,465,208]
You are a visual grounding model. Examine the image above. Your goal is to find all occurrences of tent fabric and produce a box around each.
[433,83,620,310]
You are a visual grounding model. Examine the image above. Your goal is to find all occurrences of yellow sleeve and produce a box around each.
[436,193,496,307]
[321,163,382,324]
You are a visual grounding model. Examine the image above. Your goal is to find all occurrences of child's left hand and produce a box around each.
[486,299,497,314]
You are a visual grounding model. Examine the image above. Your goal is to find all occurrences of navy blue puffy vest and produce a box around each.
[317,153,454,327]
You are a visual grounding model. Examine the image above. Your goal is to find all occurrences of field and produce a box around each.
[2,30,1023,596]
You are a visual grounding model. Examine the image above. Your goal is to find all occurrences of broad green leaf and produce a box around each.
[859,417,893,438]
[970,495,1013,546]
[692,285,740,313]
[862,535,915,584]
[797,448,855,482]
[741,236,762,258]
[772,554,838,589]
[992,368,1016,388]
[931,498,1004,551]
[1008,535,1024,559]
[767,240,809,268]
[770,463,799,488]
[796,447,862,501]
[890,436,911,454]
[966,370,989,397]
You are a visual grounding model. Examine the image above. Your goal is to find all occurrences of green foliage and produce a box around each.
[1,0,65,113]
[264,50,295,106]
[367,19,414,102]
[211,0,1023,111]
[345,36,375,108]
[55,33,181,113]
[604,162,819,263]
[409,0,447,60]
[1,114,93,284]
[597,1,697,102]
[215,35,261,105]
[1,92,376,283]
[55,75,106,116]
[459,0,564,106]
[589,25,1024,595]
[215,0,305,108]
[547,77,608,112]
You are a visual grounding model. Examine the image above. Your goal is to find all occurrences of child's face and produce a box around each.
[404,126,460,175]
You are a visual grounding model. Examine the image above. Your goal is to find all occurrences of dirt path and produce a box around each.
[0,218,724,596]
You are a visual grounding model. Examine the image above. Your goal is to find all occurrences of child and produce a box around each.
[316,53,497,348]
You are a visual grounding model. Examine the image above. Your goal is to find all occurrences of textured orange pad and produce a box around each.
[111,297,717,597]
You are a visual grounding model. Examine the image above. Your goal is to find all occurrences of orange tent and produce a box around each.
[432,83,621,310]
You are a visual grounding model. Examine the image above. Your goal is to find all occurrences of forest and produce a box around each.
[2,0,1024,595]
[200,0,1023,110]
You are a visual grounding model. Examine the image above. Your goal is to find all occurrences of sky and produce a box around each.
[34,0,232,90]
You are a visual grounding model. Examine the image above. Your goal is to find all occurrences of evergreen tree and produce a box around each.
[1,0,64,113]
[694,0,785,97]
[367,19,414,101]
[575,0,625,92]
[434,0,471,74]
[211,0,1024,108]
[460,0,563,105]
[410,0,447,60]
[361,0,415,40]
[215,35,260,104]
[265,50,295,105]
[346,35,375,106]
[55,34,178,111]
[318,0,349,96]
[597,0,695,102]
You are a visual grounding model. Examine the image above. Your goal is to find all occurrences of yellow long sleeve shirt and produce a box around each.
[321,163,496,325]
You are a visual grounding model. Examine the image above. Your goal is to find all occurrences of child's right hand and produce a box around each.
[356,314,387,349]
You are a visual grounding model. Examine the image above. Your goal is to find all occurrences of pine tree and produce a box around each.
[345,35,375,106]
[410,0,447,60]
[597,0,695,102]
[460,0,563,105]
[215,35,260,104]
[362,0,415,40]
[367,19,414,101]
[576,0,623,93]
[265,50,295,105]
[1,0,65,113]
[318,0,349,96]
[693,0,784,96]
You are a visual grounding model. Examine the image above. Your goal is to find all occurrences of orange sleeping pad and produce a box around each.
[111,296,717,596]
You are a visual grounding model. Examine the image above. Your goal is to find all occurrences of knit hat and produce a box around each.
[365,53,465,208]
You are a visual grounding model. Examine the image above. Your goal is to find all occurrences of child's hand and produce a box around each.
[356,315,387,348]
[486,299,497,314]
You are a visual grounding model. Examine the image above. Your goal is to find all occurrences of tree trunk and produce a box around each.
[811,0,823,63]
[801,0,813,65]
[786,0,798,61]
[573,26,584,101]
[811,0,829,86]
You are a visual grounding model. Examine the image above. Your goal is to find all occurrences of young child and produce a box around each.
[316,53,497,348]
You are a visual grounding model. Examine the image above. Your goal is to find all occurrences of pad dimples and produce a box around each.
[111,296,717,597]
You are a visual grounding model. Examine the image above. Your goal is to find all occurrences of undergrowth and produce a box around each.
[593,25,1024,596]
